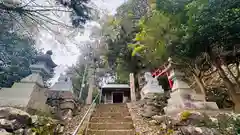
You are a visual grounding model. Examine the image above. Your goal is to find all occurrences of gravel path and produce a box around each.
[63,105,90,134]
[127,102,162,135]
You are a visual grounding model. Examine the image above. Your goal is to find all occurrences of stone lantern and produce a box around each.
[21,50,57,86]
[48,73,76,121]
[49,73,74,99]
[164,58,219,115]
[31,51,56,74]
[0,50,57,112]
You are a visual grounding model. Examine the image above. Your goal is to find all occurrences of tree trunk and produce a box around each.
[193,72,206,97]
[216,64,240,112]
[224,64,240,91]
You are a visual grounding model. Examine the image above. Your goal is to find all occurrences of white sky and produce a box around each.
[35,0,125,83]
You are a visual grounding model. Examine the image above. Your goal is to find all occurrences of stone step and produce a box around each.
[88,122,134,130]
[95,109,129,113]
[92,112,130,117]
[90,117,132,123]
[94,109,129,113]
[92,115,130,118]
[97,103,127,107]
[96,105,128,108]
[94,106,128,110]
[96,106,128,108]
[96,104,127,109]
[96,106,129,110]
[87,129,135,135]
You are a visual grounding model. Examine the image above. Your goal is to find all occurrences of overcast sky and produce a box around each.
[36,0,125,83]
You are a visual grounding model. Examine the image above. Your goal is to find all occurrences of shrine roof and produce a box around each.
[50,81,73,92]
[101,84,130,89]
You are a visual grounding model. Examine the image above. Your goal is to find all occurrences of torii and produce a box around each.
[151,58,174,88]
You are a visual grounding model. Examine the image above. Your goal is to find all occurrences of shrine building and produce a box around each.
[100,84,131,104]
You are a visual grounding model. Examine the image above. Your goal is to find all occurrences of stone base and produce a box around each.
[46,93,76,121]
[60,99,75,110]
[0,82,49,113]
[165,101,219,116]
[169,89,206,101]
[141,92,164,100]
[164,107,228,118]
[165,88,219,116]
[140,93,167,118]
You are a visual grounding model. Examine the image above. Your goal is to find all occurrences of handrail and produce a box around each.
[72,92,100,135]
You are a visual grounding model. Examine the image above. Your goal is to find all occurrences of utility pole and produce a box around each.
[78,64,88,100]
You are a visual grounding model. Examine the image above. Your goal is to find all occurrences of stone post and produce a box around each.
[86,67,94,104]
[164,59,219,115]
[129,73,136,102]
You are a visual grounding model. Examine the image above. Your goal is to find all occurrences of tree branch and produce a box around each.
[22,0,36,8]
[202,69,218,78]
[7,11,34,38]
[0,3,72,13]
[25,8,72,12]
[22,12,62,36]
[72,84,81,92]
[30,11,73,28]
[236,62,240,79]
[73,67,83,77]
[27,11,70,28]
[0,4,73,28]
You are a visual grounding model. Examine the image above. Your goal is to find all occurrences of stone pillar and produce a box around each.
[130,73,136,102]
[104,94,107,104]
[99,88,102,103]
[164,63,219,115]
[86,68,94,104]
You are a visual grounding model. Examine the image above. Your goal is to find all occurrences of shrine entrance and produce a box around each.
[113,92,123,103]
[101,84,130,104]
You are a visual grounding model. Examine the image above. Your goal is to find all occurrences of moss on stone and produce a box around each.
[166,129,174,135]
[31,115,59,135]
[180,111,191,121]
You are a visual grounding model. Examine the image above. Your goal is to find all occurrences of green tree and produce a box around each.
[180,0,240,110]
[130,0,240,110]
[0,13,40,87]
[66,64,89,101]
[130,10,178,68]
[102,0,150,84]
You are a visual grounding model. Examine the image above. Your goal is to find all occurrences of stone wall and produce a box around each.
[46,91,77,121]
[139,93,168,118]
[0,107,64,135]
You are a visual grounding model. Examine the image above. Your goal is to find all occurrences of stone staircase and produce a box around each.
[86,103,135,135]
